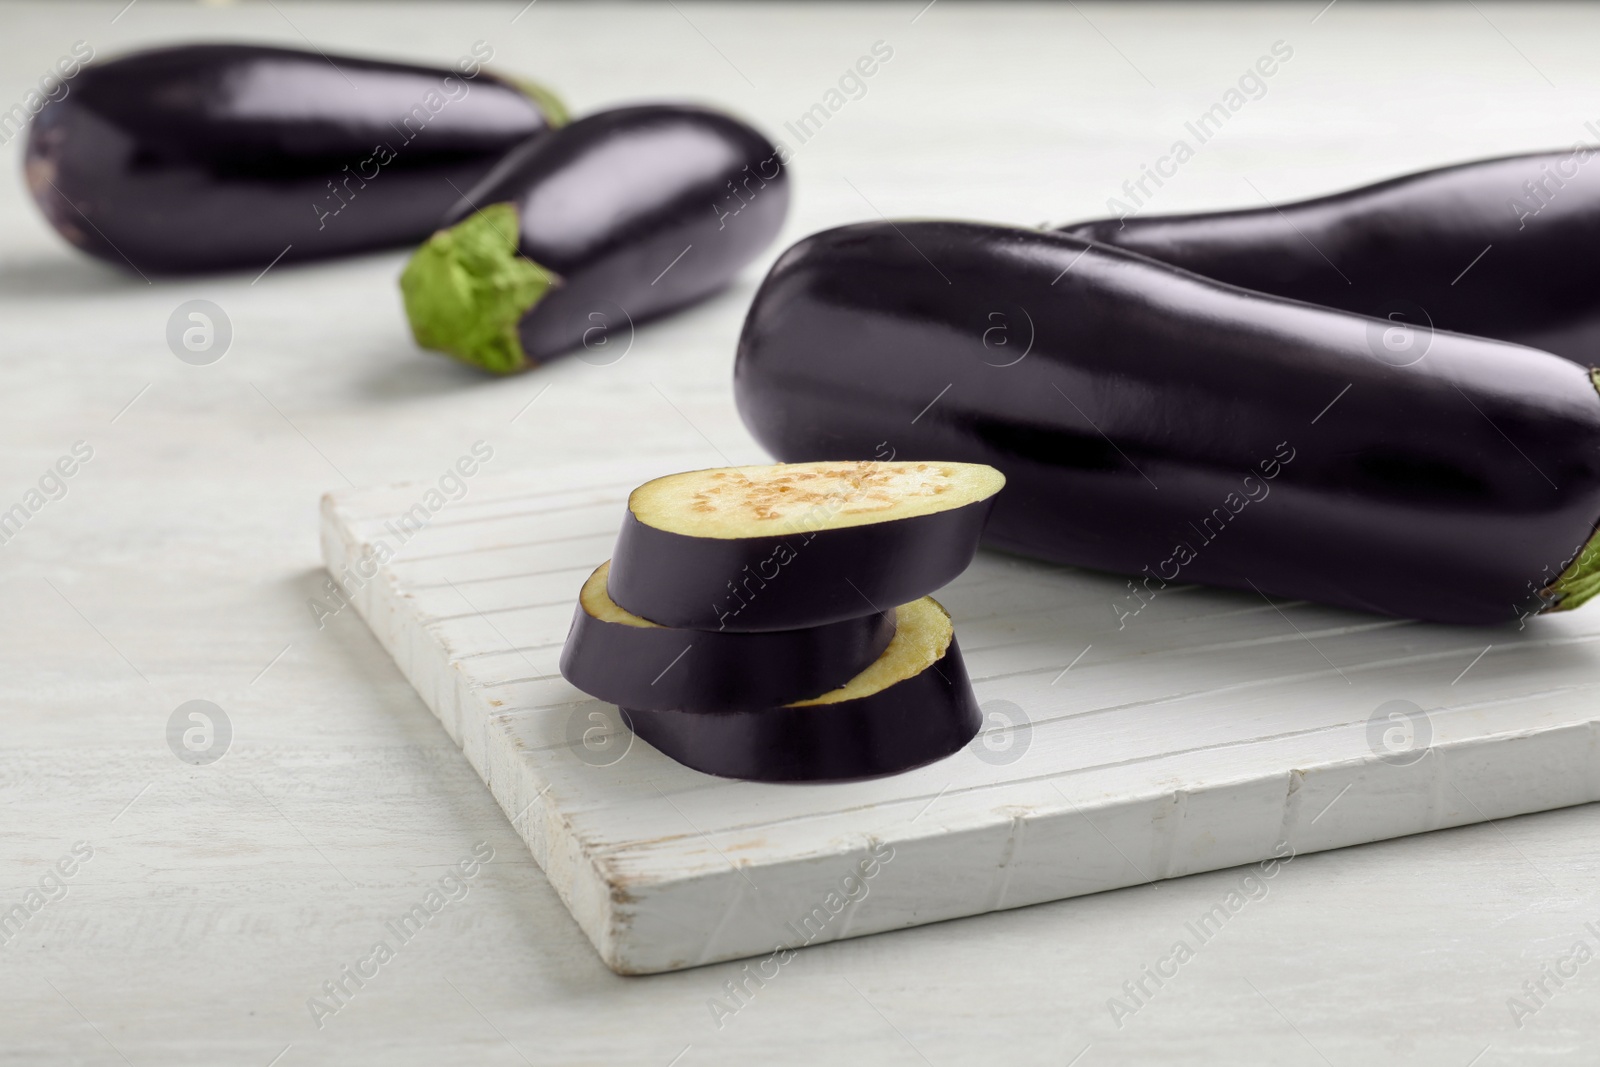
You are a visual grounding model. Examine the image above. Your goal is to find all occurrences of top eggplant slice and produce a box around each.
[1062,149,1600,367]
[25,43,566,274]
[605,461,1004,632]
[733,220,1600,626]
[400,104,790,372]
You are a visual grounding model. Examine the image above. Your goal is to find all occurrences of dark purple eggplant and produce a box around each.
[25,43,565,274]
[1063,149,1600,366]
[559,560,895,712]
[734,220,1600,626]
[605,461,1003,632]
[400,104,789,372]
[622,597,981,782]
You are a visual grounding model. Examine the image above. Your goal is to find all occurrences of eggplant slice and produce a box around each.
[623,597,981,782]
[560,561,895,713]
[606,460,1005,632]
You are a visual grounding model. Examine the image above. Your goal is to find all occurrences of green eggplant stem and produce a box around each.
[1544,369,1600,612]
[398,202,556,375]
[501,73,570,128]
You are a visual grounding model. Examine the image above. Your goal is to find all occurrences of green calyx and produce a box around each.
[1548,529,1600,612]
[399,202,555,375]
[1544,369,1600,612]
[502,73,570,128]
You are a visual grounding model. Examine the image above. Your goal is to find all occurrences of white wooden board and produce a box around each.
[321,457,1600,975]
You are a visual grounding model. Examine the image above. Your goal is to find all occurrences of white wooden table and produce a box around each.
[5,2,1600,1063]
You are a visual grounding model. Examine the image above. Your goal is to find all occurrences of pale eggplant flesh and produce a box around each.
[604,461,1004,632]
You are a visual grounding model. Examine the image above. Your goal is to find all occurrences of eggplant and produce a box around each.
[24,43,565,274]
[605,461,1004,632]
[1063,149,1600,367]
[734,220,1600,626]
[622,597,981,782]
[559,560,895,712]
[400,104,789,372]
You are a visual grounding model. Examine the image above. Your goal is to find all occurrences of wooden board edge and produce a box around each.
[319,491,628,971]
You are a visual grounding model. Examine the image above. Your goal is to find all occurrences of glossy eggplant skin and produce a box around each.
[440,104,789,365]
[607,498,995,632]
[25,44,561,273]
[735,221,1600,626]
[559,563,895,712]
[621,612,980,782]
[1063,150,1600,367]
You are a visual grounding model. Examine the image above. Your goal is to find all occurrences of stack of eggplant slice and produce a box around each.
[560,461,1004,781]
[734,151,1600,626]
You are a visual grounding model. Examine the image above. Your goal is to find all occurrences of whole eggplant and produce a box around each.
[400,104,789,372]
[1063,149,1600,367]
[734,220,1600,626]
[25,43,566,274]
